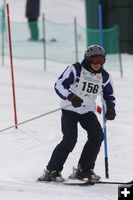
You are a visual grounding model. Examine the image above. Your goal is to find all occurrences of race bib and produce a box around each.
[77,68,102,99]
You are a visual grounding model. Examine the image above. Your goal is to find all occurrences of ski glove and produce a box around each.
[67,93,83,108]
[105,107,116,120]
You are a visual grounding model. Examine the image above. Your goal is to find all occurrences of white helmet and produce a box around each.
[84,45,105,60]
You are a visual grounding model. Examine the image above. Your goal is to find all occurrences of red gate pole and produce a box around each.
[6,4,18,129]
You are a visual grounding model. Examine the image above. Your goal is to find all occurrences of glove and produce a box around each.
[67,93,83,108]
[105,107,116,120]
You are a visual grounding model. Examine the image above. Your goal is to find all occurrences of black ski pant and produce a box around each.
[47,109,104,172]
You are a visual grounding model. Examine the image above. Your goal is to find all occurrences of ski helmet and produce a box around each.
[84,45,105,62]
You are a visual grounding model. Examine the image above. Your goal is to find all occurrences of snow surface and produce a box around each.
[0,0,133,200]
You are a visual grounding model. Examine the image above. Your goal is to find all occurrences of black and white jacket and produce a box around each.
[54,60,115,114]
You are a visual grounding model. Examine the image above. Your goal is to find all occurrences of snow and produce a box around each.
[0,0,133,200]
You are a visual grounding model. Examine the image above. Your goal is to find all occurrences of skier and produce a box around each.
[38,45,116,182]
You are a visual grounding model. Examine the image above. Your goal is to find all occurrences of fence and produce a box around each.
[0,5,121,73]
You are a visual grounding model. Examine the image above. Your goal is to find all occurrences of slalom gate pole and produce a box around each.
[6,4,18,129]
[98,1,109,178]
[0,104,71,133]
[1,0,6,66]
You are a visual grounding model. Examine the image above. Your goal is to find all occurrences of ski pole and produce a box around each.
[0,104,71,133]
[101,97,109,178]
[98,1,109,178]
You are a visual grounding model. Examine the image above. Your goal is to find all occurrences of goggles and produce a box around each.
[89,56,105,65]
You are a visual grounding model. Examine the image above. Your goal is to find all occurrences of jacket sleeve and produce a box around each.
[54,65,76,100]
[102,72,116,108]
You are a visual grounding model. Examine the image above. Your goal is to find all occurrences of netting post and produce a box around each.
[6,4,18,129]
[42,13,46,71]
[98,1,109,179]
[74,17,78,62]
[118,51,123,78]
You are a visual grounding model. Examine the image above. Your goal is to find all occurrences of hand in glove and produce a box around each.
[105,107,116,120]
[67,93,83,108]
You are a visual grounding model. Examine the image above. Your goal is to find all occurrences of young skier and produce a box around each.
[38,45,116,182]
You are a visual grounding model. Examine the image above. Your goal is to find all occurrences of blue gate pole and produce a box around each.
[98,1,109,178]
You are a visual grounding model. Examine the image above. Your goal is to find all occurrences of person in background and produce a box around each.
[38,45,116,182]
[26,0,40,41]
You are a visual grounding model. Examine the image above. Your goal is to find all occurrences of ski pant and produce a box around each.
[47,109,104,172]
[28,18,39,40]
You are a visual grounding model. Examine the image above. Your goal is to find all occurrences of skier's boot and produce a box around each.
[69,166,101,181]
[37,169,65,182]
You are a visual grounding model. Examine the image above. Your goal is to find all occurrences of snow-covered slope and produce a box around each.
[0,1,133,200]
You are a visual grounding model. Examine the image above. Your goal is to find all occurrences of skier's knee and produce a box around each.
[89,132,104,144]
[63,137,77,152]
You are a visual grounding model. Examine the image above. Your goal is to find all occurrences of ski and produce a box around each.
[18,178,133,187]
[64,180,133,186]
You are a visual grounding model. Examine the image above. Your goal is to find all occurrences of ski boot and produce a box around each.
[69,166,101,181]
[37,169,65,182]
